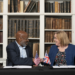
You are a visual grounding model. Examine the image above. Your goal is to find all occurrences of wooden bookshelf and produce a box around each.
[1,0,75,66]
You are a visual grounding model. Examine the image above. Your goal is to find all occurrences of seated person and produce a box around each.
[6,31,36,66]
[48,31,75,66]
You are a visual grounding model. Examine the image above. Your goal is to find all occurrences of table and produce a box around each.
[0,66,75,75]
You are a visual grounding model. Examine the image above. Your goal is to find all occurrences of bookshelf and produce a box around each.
[0,0,75,66]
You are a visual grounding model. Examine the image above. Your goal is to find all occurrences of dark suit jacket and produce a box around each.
[6,41,33,66]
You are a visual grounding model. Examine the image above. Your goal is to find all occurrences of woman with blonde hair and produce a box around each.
[49,31,75,66]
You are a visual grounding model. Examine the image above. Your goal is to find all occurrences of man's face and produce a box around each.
[20,34,29,47]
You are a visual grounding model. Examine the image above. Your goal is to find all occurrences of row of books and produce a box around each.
[8,39,39,57]
[0,1,3,13]
[45,31,71,42]
[8,0,39,12]
[45,17,71,29]
[8,19,40,38]
[45,1,71,13]
[0,32,3,43]
[0,45,2,58]
[0,18,3,30]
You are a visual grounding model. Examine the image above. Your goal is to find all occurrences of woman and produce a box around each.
[48,31,75,66]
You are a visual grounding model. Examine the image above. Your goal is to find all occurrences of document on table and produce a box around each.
[3,65,32,68]
[53,66,75,68]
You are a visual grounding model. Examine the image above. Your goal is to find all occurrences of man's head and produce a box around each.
[16,31,29,47]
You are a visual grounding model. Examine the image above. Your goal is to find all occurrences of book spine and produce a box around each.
[38,1,40,12]
[18,0,20,12]
[12,0,14,12]
[33,20,37,38]
[10,0,12,12]
[29,2,36,12]
[61,3,64,13]
[0,45,2,57]
[55,1,58,13]
[45,32,47,42]
[14,0,18,12]
[70,1,71,13]
[36,2,38,12]
[0,2,1,12]
[26,20,29,34]
[24,0,31,12]
[8,0,10,12]
[53,2,55,13]
[64,1,66,13]
[66,1,68,13]
[20,1,24,12]
[14,20,16,37]
[0,18,3,30]
[45,2,48,12]
[23,19,25,31]
[27,1,34,12]
[11,19,15,37]
[8,19,11,38]
[29,20,33,38]
[20,19,22,31]
[68,1,70,13]
[0,32,3,43]
[37,20,40,38]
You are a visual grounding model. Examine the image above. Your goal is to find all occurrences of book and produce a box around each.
[64,1,66,13]
[11,19,15,37]
[24,0,31,12]
[14,0,18,12]
[8,0,10,12]
[29,1,36,12]
[0,1,3,13]
[23,19,26,32]
[55,1,58,13]
[20,1,24,12]
[0,32,3,43]
[27,1,34,12]
[33,20,37,38]
[0,45,2,58]
[37,19,40,37]
[0,18,3,30]
[33,43,39,57]
[8,19,11,37]
[29,20,33,38]
[26,20,29,34]
[18,0,20,12]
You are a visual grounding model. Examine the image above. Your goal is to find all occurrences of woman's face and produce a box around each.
[54,34,60,46]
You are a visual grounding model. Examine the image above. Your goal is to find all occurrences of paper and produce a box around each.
[3,65,32,68]
[53,65,75,68]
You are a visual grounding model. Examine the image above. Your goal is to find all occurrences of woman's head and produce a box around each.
[54,31,70,47]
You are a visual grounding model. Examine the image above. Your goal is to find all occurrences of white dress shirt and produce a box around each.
[15,41,27,58]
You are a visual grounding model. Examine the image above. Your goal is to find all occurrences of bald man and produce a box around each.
[6,31,35,66]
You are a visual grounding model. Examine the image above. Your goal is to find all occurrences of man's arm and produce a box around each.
[6,46,33,65]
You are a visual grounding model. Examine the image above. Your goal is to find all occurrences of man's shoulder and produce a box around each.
[6,41,16,49]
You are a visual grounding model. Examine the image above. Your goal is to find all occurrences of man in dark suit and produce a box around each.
[6,31,36,66]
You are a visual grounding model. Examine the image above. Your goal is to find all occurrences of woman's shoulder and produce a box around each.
[68,44,75,48]
[50,45,58,49]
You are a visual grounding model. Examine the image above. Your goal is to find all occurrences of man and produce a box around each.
[6,31,36,66]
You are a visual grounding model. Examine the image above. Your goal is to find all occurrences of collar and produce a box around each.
[15,41,26,49]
